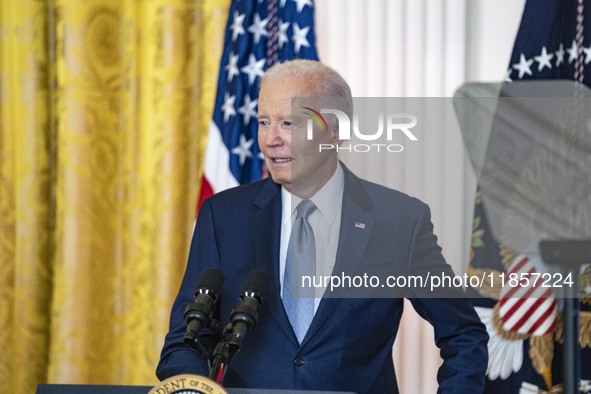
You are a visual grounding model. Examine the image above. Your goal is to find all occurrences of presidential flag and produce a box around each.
[198,0,318,208]
[468,1,591,392]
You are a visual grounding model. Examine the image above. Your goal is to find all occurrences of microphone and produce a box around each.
[228,269,269,350]
[209,269,269,384]
[183,268,225,351]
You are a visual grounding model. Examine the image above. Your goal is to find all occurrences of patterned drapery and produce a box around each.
[0,0,228,391]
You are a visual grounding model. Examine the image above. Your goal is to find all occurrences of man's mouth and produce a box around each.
[271,157,292,163]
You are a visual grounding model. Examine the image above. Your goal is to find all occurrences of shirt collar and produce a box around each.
[281,163,345,225]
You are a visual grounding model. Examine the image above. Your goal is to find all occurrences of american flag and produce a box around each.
[469,1,591,392]
[198,0,319,208]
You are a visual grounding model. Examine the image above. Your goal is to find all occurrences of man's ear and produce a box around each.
[330,118,344,146]
[329,118,338,140]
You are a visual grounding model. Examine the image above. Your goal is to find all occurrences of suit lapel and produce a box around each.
[301,166,375,346]
[252,180,299,343]
[332,171,375,282]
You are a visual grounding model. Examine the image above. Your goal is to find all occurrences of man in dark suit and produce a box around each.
[157,60,488,393]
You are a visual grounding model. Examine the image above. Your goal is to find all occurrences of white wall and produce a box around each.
[314,0,526,392]
[466,0,527,81]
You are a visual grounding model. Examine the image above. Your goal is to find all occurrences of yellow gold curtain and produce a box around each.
[0,0,229,391]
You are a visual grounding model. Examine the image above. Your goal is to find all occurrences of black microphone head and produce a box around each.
[242,269,270,301]
[194,268,225,297]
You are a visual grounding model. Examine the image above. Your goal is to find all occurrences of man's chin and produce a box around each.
[268,173,291,186]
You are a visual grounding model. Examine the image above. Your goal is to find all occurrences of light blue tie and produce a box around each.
[283,200,316,343]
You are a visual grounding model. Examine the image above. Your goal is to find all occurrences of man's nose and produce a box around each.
[265,122,284,146]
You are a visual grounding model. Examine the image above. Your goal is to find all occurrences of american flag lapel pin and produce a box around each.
[355,222,366,229]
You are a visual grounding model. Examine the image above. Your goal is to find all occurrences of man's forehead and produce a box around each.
[257,95,291,114]
[258,99,324,118]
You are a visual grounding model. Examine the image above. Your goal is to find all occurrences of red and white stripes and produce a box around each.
[499,255,557,336]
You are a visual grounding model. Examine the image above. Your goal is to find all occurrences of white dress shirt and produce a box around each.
[279,163,344,312]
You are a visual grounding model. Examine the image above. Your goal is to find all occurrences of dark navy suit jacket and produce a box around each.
[157,166,488,393]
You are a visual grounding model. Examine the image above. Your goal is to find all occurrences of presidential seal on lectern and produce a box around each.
[149,374,227,394]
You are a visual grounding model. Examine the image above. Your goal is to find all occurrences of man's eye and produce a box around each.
[282,121,293,128]
[258,120,269,126]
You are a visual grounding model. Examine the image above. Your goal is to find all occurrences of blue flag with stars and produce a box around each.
[200,0,318,205]
[469,1,591,393]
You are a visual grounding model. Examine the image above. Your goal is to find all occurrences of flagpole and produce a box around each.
[540,240,588,394]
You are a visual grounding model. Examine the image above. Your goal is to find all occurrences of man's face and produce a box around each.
[257,76,340,198]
